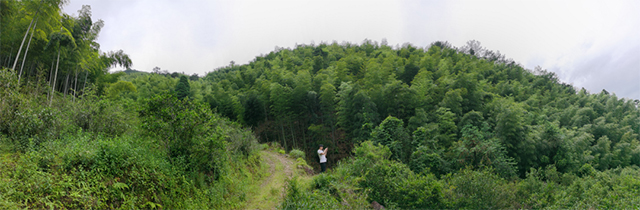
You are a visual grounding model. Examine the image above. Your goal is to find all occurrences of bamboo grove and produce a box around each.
[1,0,131,103]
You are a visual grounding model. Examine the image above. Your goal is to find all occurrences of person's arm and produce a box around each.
[324,148,328,155]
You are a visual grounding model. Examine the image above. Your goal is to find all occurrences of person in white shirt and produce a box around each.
[318,144,328,173]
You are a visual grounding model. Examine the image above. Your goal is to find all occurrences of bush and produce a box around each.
[444,168,515,209]
[362,161,447,209]
[289,149,305,159]
[278,149,285,155]
[223,121,259,157]
[295,158,310,168]
[139,94,230,180]
[348,141,391,177]
[410,146,448,176]
[0,72,58,151]
[281,177,340,209]
[68,89,135,137]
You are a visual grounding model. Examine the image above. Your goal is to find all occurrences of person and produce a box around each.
[318,144,328,173]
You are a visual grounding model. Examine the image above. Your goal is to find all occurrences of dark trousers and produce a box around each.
[320,162,326,173]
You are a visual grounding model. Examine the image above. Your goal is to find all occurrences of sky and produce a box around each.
[63,0,640,100]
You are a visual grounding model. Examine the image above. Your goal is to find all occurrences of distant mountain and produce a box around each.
[123,69,149,74]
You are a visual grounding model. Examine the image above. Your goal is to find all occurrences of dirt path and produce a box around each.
[242,150,295,210]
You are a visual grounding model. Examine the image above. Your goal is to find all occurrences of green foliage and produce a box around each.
[0,78,262,209]
[105,80,136,99]
[352,141,391,173]
[289,149,305,159]
[175,75,191,100]
[451,125,517,177]
[410,145,448,176]
[444,168,515,209]
[69,87,135,137]
[280,177,341,209]
[362,161,447,209]
[139,94,227,178]
[371,116,412,163]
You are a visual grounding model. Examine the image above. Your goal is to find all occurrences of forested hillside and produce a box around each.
[111,40,640,208]
[197,40,639,177]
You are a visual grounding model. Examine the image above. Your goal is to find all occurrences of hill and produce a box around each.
[197,40,640,208]
[199,40,638,175]
[122,69,149,74]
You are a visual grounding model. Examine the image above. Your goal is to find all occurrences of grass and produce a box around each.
[240,149,314,209]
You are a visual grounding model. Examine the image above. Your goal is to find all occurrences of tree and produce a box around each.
[11,0,44,71]
[189,73,199,81]
[371,116,412,163]
[452,125,517,177]
[336,82,380,142]
[243,92,264,127]
[175,75,190,100]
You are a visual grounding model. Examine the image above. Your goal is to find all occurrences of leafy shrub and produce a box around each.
[223,122,259,157]
[270,142,282,150]
[371,116,412,163]
[139,94,228,179]
[259,143,269,150]
[68,89,135,137]
[278,149,285,154]
[348,141,391,177]
[0,72,58,151]
[444,168,515,209]
[410,145,448,176]
[281,177,340,209]
[579,163,597,177]
[289,149,305,159]
[361,161,447,209]
[295,158,311,169]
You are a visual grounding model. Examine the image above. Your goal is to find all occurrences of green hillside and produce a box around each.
[115,40,639,208]
[199,40,639,177]
[200,41,640,208]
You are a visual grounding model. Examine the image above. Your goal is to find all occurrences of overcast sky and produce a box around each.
[63,0,640,100]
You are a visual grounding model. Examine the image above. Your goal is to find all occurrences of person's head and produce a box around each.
[319,144,323,150]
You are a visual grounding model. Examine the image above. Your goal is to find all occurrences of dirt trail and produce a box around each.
[242,150,295,210]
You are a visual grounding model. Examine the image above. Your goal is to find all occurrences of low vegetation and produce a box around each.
[0,70,264,209]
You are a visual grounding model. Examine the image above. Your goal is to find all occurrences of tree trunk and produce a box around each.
[50,46,61,106]
[82,68,89,95]
[73,66,79,101]
[281,120,286,150]
[301,121,307,150]
[18,18,38,85]
[11,0,44,71]
[332,121,337,147]
[290,121,296,149]
[48,59,54,86]
[63,71,70,98]
[35,66,42,97]
[25,62,35,87]
[3,47,13,67]
[47,59,54,98]
[264,103,269,122]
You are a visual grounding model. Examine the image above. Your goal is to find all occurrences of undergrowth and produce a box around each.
[0,71,265,209]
